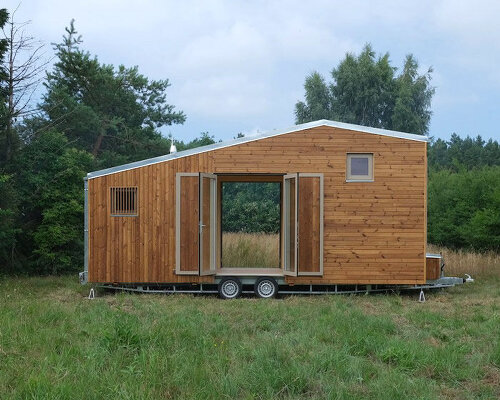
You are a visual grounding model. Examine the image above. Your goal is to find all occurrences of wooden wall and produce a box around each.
[426,256,441,280]
[88,126,427,285]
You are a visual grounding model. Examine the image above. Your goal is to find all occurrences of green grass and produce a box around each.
[0,276,499,399]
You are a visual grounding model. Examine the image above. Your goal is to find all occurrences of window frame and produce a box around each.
[110,187,138,217]
[346,153,374,182]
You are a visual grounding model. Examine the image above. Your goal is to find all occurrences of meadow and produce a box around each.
[427,244,500,278]
[221,232,280,268]
[0,248,499,399]
[221,232,499,278]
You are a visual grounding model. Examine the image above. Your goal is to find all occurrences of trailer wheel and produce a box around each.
[254,277,278,298]
[218,277,242,299]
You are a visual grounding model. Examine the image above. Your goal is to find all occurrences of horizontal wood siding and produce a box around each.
[88,126,426,284]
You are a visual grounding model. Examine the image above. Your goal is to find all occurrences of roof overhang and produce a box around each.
[87,119,428,179]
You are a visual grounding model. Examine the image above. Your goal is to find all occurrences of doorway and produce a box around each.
[220,177,281,268]
[175,172,324,277]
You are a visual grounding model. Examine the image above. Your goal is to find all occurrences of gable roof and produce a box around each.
[87,119,428,179]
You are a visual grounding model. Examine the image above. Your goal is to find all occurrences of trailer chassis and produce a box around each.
[93,276,467,296]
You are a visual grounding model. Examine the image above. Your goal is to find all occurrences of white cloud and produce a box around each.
[432,0,500,43]
[175,22,271,76]
[431,0,500,85]
[3,0,500,140]
[433,92,480,109]
[177,74,271,118]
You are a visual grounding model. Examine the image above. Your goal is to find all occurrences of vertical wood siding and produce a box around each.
[298,176,321,274]
[178,175,199,273]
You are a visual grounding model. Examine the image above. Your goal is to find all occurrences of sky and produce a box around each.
[4,0,500,143]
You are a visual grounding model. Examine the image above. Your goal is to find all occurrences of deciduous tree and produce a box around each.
[1,5,48,164]
[295,44,434,135]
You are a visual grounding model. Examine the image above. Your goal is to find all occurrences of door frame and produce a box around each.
[176,172,323,277]
[283,173,298,276]
[199,173,217,276]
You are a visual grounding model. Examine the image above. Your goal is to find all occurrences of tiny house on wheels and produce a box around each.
[81,119,465,298]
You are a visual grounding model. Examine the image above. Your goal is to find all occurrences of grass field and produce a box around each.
[220,232,500,279]
[1,254,499,399]
[427,244,500,278]
[222,232,279,268]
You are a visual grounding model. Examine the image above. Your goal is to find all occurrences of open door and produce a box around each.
[298,173,323,276]
[176,173,199,275]
[199,173,217,275]
[283,174,298,276]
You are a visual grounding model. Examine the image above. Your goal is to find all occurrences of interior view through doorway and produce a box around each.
[220,175,282,269]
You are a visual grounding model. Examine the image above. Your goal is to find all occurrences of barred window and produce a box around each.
[110,187,138,216]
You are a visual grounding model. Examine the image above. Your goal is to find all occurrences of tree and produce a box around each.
[1,5,49,164]
[295,72,332,123]
[427,134,500,251]
[391,55,433,135]
[222,182,280,234]
[0,8,9,137]
[174,131,217,151]
[40,20,185,169]
[295,44,434,135]
[0,173,19,273]
[15,130,93,274]
[8,20,188,275]
[0,8,19,273]
[428,166,500,251]
[428,134,500,171]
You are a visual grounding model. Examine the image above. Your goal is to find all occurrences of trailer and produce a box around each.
[81,119,467,298]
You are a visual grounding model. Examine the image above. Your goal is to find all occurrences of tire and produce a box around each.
[218,277,242,299]
[254,277,278,298]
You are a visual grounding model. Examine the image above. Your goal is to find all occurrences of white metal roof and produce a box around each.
[87,119,428,179]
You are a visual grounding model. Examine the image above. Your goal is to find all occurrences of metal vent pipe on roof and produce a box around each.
[170,139,177,154]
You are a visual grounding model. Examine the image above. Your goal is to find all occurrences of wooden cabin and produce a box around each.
[82,119,430,298]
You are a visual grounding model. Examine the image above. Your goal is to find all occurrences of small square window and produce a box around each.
[110,187,138,216]
[346,153,373,181]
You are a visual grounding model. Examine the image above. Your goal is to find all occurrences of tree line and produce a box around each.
[0,15,207,274]
[295,45,499,252]
[0,7,498,277]
[427,137,499,251]
[221,182,281,234]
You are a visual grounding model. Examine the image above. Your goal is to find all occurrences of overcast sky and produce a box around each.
[4,0,500,142]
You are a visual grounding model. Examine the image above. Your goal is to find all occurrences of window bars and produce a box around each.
[110,187,138,216]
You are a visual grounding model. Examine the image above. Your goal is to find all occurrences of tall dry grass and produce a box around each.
[220,233,500,278]
[427,244,500,278]
[222,232,279,268]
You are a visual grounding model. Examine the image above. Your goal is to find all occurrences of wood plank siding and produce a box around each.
[426,256,441,280]
[298,176,322,274]
[88,125,427,285]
